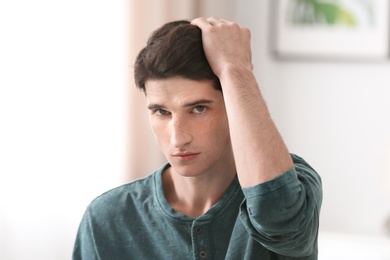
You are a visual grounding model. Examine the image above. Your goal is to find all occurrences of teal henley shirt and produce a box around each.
[73,154,322,259]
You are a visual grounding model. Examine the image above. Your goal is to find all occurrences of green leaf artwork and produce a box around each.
[288,0,374,27]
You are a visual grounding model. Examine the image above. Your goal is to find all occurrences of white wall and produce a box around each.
[0,1,126,259]
[234,0,390,237]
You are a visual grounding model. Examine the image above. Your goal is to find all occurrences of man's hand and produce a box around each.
[191,17,253,78]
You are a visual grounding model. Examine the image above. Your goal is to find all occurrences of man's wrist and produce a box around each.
[218,64,256,90]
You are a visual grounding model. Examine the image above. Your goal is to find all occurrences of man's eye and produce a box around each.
[192,106,206,114]
[155,109,170,116]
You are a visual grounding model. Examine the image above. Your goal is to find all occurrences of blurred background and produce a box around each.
[1,0,389,259]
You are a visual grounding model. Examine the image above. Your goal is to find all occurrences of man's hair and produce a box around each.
[134,20,221,93]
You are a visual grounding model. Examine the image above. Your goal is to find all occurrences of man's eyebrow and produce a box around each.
[183,99,214,107]
[147,103,165,110]
[148,99,214,110]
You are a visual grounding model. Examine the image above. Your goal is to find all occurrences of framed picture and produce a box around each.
[272,0,390,61]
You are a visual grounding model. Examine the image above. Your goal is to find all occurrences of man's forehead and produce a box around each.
[145,77,215,90]
[145,78,221,104]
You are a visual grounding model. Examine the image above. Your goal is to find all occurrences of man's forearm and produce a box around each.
[219,66,293,188]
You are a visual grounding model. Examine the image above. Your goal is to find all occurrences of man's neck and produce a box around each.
[162,164,236,218]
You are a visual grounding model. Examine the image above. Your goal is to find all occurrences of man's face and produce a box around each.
[145,77,233,177]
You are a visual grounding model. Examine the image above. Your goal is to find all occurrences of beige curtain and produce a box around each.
[125,0,236,181]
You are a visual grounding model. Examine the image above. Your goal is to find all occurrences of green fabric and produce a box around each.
[73,154,322,259]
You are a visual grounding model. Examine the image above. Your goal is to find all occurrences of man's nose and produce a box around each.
[170,116,192,148]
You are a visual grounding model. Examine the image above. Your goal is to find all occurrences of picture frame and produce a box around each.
[271,0,390,61]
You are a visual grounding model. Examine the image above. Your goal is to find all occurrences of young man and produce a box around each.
[73,18,322,259]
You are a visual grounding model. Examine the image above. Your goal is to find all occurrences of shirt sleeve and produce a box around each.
[72,208,99,260]
[239,154,322,257]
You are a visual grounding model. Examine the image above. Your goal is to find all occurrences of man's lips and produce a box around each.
[171,152,200,160]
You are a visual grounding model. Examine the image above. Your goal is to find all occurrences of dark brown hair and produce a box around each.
[134,20,221,93]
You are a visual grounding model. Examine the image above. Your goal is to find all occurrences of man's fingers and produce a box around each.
[192,17,229,28]
[191,17,210,28]
[219,18,232,24]
[207,17,223,26]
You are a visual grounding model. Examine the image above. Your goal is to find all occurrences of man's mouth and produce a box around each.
[172,152,200,160]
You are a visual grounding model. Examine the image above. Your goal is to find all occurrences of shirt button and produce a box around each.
[199,250,207,259]
[195,227,204,234]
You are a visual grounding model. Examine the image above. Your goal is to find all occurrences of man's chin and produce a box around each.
[169,164,204,178]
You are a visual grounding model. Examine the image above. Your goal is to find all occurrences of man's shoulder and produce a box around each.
[102,173,155,199]
[86,171,158,216]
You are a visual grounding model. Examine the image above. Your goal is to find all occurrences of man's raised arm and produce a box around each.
[191,17,293,187]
